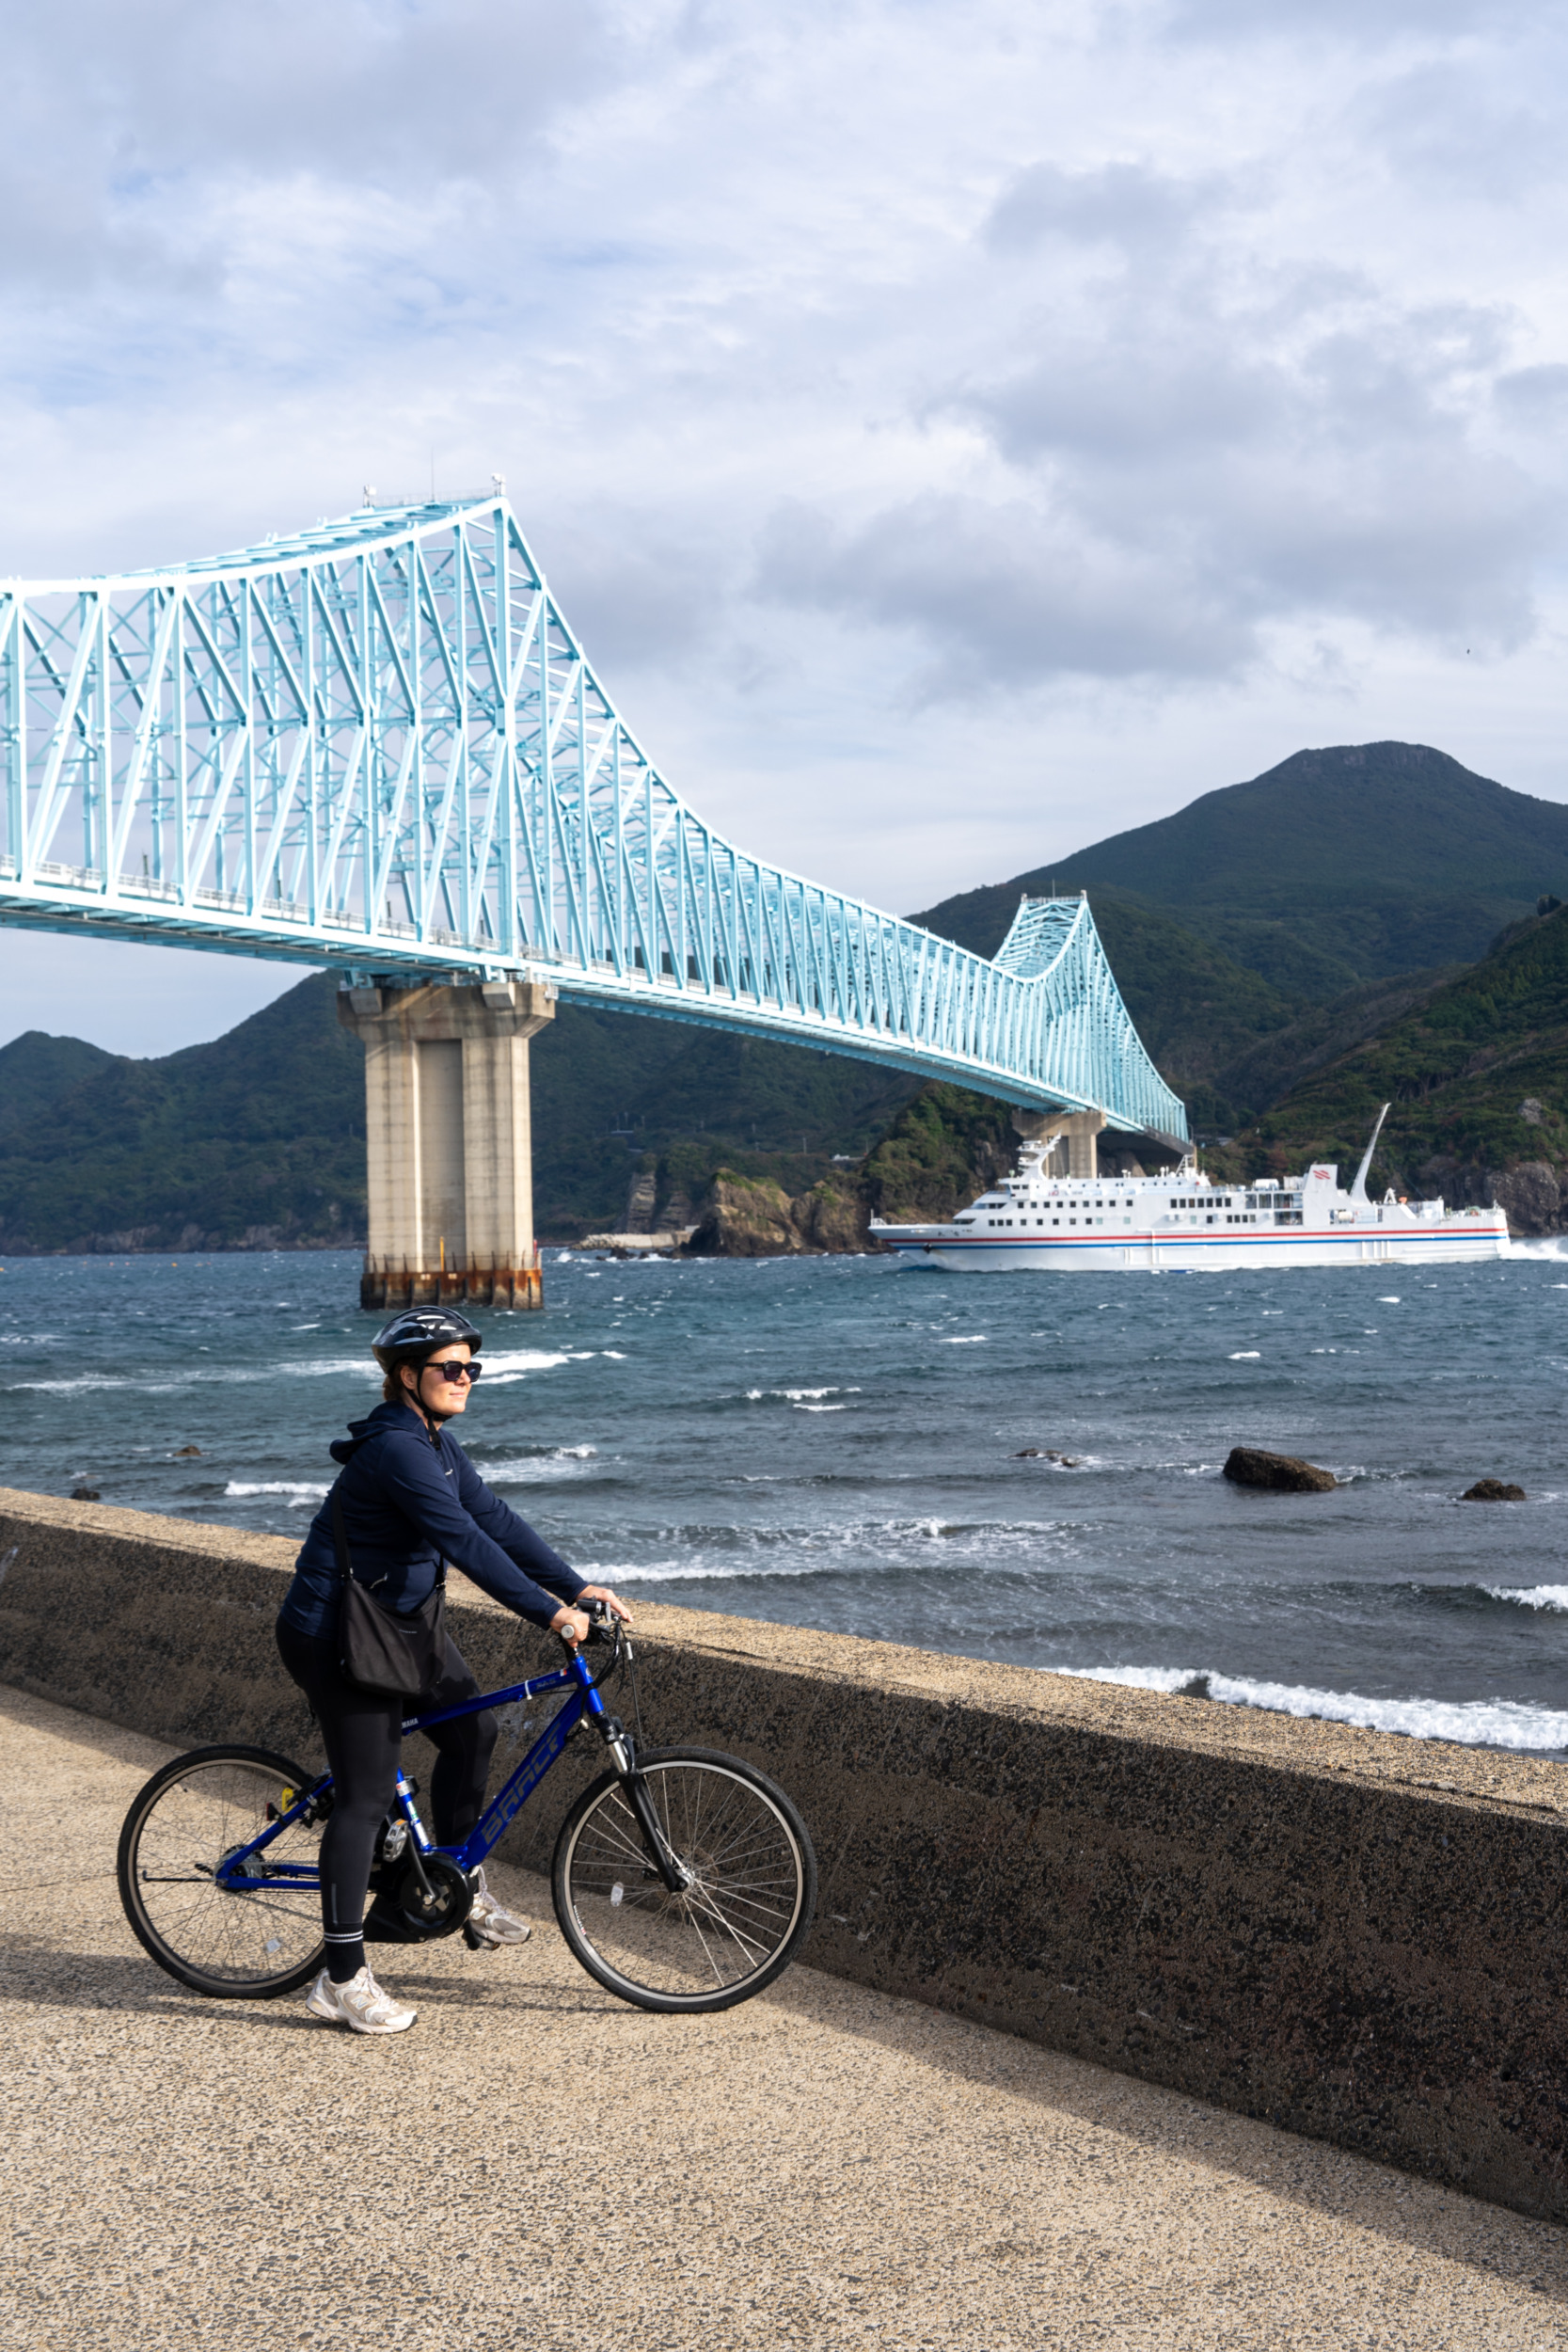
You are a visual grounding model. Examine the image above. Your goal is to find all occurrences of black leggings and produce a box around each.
[275,1616,498,1940]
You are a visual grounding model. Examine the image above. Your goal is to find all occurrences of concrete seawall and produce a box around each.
[3,1483,1565,2224]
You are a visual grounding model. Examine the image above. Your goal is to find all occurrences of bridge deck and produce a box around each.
[0,500,1186,1136]
[6,1682,1560,2352]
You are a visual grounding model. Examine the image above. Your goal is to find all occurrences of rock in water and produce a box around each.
[69,1485,102,1502]
[1460,1478,1527,1501]
[684,1172,811,1257]
[1223,1447,1338,1493]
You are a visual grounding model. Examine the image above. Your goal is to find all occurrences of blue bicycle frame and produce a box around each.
[214,1640,652,1895]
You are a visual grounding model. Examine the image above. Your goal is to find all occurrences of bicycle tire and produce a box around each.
[552,1746,816,2013]
[118,1744,326,1999]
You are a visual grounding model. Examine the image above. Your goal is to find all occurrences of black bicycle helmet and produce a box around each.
[371,1307,483,1373]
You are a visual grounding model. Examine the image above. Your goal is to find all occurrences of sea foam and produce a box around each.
[1059,1662,1568,1753]
[224,1480,328,1506]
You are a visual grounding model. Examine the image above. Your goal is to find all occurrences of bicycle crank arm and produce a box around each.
[624,1772,695,1895]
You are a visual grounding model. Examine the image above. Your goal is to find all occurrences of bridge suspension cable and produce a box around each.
[0,497,1186,1140]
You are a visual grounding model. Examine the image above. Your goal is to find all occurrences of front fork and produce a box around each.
[594,1713,693,1895]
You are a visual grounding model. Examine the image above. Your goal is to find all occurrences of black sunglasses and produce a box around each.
[421,1359,481,1384]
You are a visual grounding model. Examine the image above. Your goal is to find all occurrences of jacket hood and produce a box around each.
[328,1399,430,1465]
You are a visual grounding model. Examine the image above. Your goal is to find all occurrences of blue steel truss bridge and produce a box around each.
[0,496,1186,1300]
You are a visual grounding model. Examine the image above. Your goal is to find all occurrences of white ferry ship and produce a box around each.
[870,1107,1510,1274]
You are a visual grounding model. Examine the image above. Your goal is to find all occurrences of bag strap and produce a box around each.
[330,1486,355,1586]
[332,1474,447,1593]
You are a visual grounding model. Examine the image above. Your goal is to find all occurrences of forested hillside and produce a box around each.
[0,975,919,1252]
[1203,900,1568,1231]
[6,739,1568,1249]
[914,742,1568,995]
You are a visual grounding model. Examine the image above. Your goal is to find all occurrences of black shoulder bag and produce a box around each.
[332,1486,447,1699]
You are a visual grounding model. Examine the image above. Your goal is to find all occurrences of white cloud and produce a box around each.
[2,0,1568,980]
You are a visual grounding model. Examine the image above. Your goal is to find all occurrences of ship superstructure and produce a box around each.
[870,1113,1509,1273]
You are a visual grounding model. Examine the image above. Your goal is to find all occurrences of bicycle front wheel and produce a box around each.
[552,1747,816,2013]
[118,1745,325,1998]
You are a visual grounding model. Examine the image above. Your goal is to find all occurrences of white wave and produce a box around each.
[796,1403,847,1412]
[483,1349,584,1372]
[1060,1662,1568,1751]
[291,1323,322,1331]
[472,1348,578,1385]
[744,1385,861,1403]
[1227,1351,1261,1360]
[602,1350,627,1360]
[225,1481,329,1506]
[1376,1296,1401,1304]
[477,1448,599,1481]
[21,1367,260,1392]
[941,1335,988,1344]
[570,1560,830,1583]
[1486,1584,1568,1613]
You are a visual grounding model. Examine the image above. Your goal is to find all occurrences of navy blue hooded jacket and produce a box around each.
[279,1399,586,1639]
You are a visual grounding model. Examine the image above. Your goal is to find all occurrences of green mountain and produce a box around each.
[1049,892,1298,1130]
[1203,901,1568,1230]
[7,736,1568,1250]
[913,741,1568,997]
[0,977,371,1254]
[0,974,919,1253]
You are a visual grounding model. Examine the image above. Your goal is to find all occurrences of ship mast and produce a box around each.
[1349,1103,1392,1203]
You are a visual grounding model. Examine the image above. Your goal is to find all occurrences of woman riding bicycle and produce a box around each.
[276,1305,630,2036]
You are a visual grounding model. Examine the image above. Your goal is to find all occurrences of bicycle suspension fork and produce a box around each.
[567,1634,692,1895]
[589,1708,693,1895]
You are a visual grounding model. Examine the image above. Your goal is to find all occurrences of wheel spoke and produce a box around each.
[558,1756,812,2010]
[120,1752,325,1994]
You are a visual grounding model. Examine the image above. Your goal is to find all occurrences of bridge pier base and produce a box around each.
[338,978,556,1313]
[1014,1107,1106,1179]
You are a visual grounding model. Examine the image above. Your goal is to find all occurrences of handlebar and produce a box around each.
[555,1602,618,1648]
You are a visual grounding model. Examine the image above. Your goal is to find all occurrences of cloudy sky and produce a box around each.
[3,0,1566,1052]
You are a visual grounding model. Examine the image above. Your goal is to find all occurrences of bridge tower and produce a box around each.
[339,978,555,1312]
[0,497,1189,1303]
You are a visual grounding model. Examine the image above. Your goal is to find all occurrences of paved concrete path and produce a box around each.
[4,1683,1566,2352]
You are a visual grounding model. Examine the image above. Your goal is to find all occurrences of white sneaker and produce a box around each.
[305,1964,418,2035]
[467,1865,531,1947]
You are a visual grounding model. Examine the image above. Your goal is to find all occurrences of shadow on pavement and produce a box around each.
[760,1967,1568,2305]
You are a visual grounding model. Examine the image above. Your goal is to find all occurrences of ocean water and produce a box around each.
[3,1244,1566,1756]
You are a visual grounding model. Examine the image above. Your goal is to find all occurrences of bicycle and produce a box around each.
[117,1610,816,2015]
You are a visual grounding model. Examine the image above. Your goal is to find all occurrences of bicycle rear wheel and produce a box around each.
[552,1747,816,2013]
[118,1745,325,1998]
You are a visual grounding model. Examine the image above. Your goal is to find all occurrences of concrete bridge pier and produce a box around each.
[1013,1106,1106,1178]
[338,978,556,1311]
